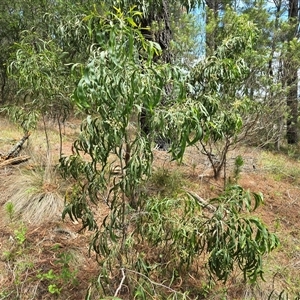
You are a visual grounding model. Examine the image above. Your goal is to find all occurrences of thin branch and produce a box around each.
[114,268,126,297]
[124,268,192,299]
[186,190,216,212]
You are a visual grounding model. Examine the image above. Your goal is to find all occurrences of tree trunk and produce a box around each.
[205,0,219,54]
[286,0,299,144]
[139,0,172,137]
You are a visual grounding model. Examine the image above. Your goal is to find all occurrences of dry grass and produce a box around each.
[1,153,65,225]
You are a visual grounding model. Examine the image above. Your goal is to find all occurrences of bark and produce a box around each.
[139,0,173,137]
[286,0,299,144]
[286,68,298,144]
[0,155,30,167]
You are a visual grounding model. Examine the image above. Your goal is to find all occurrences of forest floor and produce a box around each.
[0,116,300,299]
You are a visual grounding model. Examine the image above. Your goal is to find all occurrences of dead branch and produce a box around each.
[5,132,31,159]
[186,190,216,212]
[0,155,30,168]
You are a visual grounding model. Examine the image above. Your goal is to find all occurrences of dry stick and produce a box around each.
[42,115,50,157]
[124,268,192,299]
[57,117,63,159]
[186,190,230,214]
[114,268,126,297]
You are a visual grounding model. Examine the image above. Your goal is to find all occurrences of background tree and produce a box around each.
[3,0,94,156]
[285,0,299,144]
[191,9,261,180]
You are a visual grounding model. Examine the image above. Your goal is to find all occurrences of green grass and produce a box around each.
[260,151,300,184]
[149,167,186,197]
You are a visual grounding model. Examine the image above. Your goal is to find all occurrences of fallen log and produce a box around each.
[5,132,31,159]
[0,155,31,168]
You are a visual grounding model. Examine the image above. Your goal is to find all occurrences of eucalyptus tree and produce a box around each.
[0,0,46,103]
[58,4,279,298]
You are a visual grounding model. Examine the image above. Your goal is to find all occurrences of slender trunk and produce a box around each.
[0,71,5,103]
[271,0,284,149]
[57,117,63,159]
[286,74,298,144]
[42,114,51,157]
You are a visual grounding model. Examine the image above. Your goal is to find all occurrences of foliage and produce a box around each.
[0,0,286,298]
[0,105,39,134]
[60,6,199,227]
[205,185,279,282]
[8,32,73,154]
[149,167,185,196]
[4,201,15,222]
[2,0,95,157]
[232,154,244,182]
[169,3,203,68]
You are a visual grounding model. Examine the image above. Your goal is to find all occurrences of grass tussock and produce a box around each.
[149,167,186,197]
[1,154,65,225]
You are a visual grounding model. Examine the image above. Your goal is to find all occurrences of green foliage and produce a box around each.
[232,154,244,182]
[192,9,262,179]
[206,185,279,282]
[0,105,39,134]
[89,185,278,297]
[5,201,15,222]
[37,251,78,296]
[37,270,62,295]
[169,3,202,68]
[150,167,185,196]
[8,32,73,120]
[2,222,27,261]
[59,6,200,228]
[14,226,27,246]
